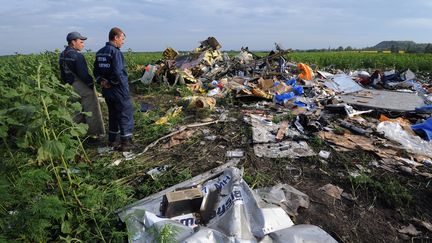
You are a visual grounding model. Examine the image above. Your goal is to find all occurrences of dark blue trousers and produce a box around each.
[105,96,134,142]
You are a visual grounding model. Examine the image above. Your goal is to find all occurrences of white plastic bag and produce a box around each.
[377,121,432,158]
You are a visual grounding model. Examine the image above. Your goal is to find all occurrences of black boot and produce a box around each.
[119,137,134,151]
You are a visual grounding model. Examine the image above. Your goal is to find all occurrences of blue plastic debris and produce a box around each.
[274,92,295,104]
[293,86,303,95]
[415,105,432,113]
[411,117,432,141]
[285,78,296,86]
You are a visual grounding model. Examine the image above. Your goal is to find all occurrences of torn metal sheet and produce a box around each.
[251,114,300,143]
[255,183,310,216]
[317,70,335,79]
[341,89,425,112]
[324,73,364,94]
[118,165,336,242]
[253,141,315,158]
[147,165,170,179]
[251,114,279,143]
[235,50,254,64]
[226,149,244,158]
[250,114,314,158]
[262,224,337,243]
[118,159,241,218]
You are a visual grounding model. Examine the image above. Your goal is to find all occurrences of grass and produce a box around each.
[272,112,295,123]
[131,52,163,65]
[243,168,273,189]
[308,135,326,151]
[333,126,345,135]
[348,173,412,208]
[136,168,192,199]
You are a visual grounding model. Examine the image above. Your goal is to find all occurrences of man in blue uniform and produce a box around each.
[93,27,134,151]
[59,31,105,138]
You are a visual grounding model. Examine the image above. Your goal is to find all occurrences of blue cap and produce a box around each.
[66,31,87,42]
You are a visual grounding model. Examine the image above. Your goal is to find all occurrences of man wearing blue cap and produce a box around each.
[93,27,134,151]
[59,31,105,138]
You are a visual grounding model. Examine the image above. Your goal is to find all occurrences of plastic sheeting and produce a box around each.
[118,166,337,242]
[377,121,432,158]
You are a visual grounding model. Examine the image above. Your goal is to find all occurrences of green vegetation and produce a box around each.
[282,52,432,72]
[243,168,273,189]
[349,173,412,208]
[298,52,432,72]
[148,224,180,243]
[0,51,190,242]
[272,112,294,124]
[308,135,326,151]
[0,52,138,242]
[333,126,345,135]
[136,168,192,199]
[0,49,429,241]
[130,51,163,65]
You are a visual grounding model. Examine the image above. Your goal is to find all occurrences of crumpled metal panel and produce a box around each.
[253,140,316,158]
[263,225,338,243]
[255,183,310,216]
[249,114,315,158]
[118,165,336,242]
[250,114,301,143]
[341,89,425,112]
[324,73,364,94]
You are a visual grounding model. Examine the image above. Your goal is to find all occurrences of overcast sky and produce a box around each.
[1,0,431,55]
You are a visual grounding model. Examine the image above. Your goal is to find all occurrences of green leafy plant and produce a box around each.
[148,224,180,243]
[0,52,134,242]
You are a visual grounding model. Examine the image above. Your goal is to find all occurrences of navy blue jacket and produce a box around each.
[93,42,129,98]
[59,46,93,86]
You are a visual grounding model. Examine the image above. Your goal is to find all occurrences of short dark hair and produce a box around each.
[109,27,125,41]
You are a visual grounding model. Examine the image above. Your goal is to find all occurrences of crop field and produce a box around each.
[286,51,432,72]
[0,50,431,242]
[130,51,432,73]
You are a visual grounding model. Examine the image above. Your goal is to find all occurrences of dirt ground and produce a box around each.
[97,87,432,243]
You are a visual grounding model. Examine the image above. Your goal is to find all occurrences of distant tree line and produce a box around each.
[294,41,432,53]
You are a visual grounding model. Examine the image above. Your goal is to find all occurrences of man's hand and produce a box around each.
[100,79,112,89]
